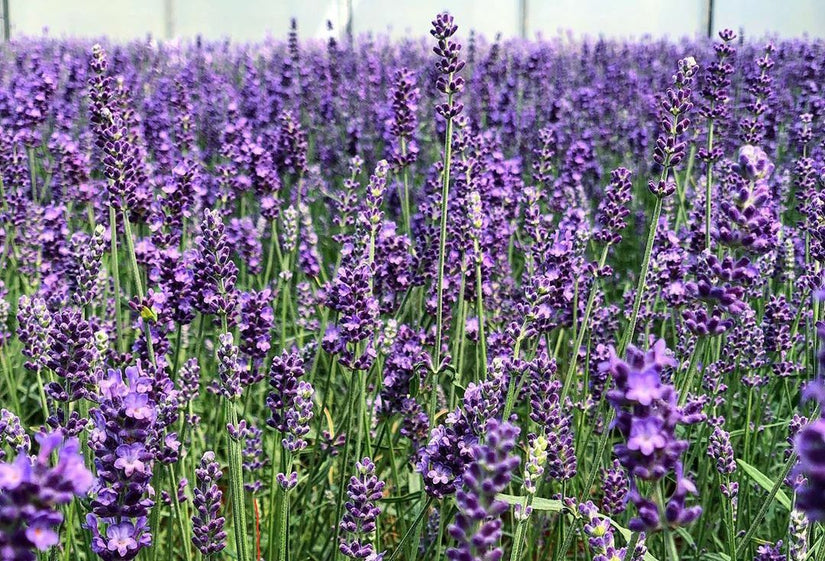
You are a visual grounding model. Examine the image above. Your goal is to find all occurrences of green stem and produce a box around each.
[168,464,194,561]
[388,495,434,561]
[509,495,535,561]
[0,350,20,415]
[474,240,487,381]
[678,337,705,406]
[121,209,156,366]
[737,451,799,559]
[334,370,360,561]
[432,90,456,424]
[560,243,611,402]
[705,119,715,250]
[226,399,251,561]
[109,206,125,354]
[620,195,663,354]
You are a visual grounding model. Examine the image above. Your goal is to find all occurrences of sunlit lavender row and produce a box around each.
[0,12,824,561]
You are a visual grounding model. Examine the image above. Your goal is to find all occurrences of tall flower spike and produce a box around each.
[87,366,157,561]
[87,44,140,210]
[649,57,698,198]
[282,380,315,453]
[192,451,227,556]
[603,339,702,530]
[16,296,53,373]
[217,333,242,400]
[193,209,239,321]
[267,348,306,433]
[595,167,633,245]
[387,68,420,170]
[431,12,465,119]
[446,419,520,561]
[339,457,386,561]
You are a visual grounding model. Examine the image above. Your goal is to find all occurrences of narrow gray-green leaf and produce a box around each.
[496,493,562,512]
[736,459,791,510]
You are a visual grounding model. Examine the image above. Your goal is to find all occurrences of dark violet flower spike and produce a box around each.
[431,11,465,119]
[648,56,698,198]
[339,457,386,561]
[604,340,701,530]
[193,209,239,321]
[87,366,157,560]
[446,418,519,561]
[595,167,633,245]
[192,451,227,555]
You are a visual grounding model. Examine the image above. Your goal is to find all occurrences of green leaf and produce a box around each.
[701,554,730,561]
[496,493,563,512]
[736,459,792,510]
[496,495,663,561]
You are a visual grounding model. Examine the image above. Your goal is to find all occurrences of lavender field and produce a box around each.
[0,11,824,561]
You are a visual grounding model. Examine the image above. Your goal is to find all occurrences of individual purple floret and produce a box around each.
[754,542,786,561]
[446,418,519,561]
[339,457,386,561]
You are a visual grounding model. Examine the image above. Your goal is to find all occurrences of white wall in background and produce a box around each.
[714,0,825,39]
[527,0,702,40]
[7,0,825,41]
[352,0,520,39]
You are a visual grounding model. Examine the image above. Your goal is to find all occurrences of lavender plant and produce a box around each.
[0,13,821,561]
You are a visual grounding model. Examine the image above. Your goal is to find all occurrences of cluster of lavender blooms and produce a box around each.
[86,367,158,560]
[0,431,93,560]
[602,340,702,530]
[0,12,822,561]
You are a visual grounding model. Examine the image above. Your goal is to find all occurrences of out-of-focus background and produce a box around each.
[3,0,824,41]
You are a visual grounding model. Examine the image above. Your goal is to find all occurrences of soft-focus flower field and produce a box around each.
[0,11,824,561]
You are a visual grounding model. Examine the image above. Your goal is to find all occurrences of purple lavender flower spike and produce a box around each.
[192,451,227,556]
[87,365,157,560]
[0,430,93,560]
[339,457,386,561]
[282,380,315,454]
[193,209,239,322]
[446,418,519,561]
[603,340,701,531]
